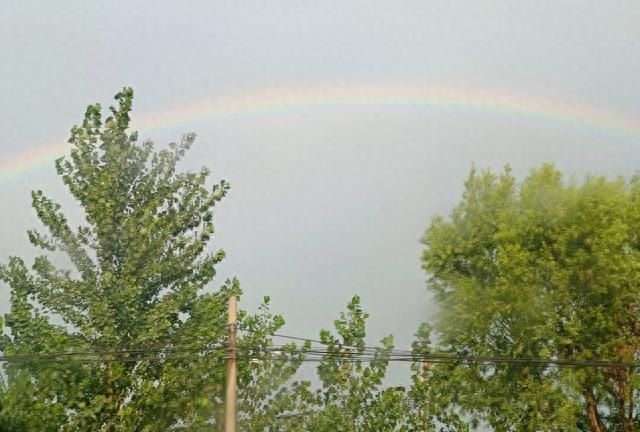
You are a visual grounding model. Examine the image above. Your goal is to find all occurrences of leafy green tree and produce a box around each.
[0,88,301,431]
[243,296,455,432]
[298,296,405,432]
[405,323,470,432]
[421,164,640,431]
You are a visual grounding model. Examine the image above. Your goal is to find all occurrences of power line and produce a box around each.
[270,333,406,354]
[1,332,639,370]
[0,344,227,361]
[265,333,640,370]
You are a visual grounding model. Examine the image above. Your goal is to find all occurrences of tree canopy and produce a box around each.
[0,88,299,431]
[241,296,464,432]
[421,164,640,431]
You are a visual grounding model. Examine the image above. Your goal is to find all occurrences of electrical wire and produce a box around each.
[1,332,638,370]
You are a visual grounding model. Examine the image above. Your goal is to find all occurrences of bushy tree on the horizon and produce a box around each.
[422,164,640,431]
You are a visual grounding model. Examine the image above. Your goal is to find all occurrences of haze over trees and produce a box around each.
[421,165,640,431]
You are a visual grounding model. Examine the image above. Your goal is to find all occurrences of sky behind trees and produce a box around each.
[1,2,639,380]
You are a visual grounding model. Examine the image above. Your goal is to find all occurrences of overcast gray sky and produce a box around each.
[1,2,639,379]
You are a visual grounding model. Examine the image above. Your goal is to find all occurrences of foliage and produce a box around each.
[242,296,459,432]
[421,164,640,431]
[0,89,300,431]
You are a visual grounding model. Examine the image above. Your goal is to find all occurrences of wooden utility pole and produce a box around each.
[224,294,238,432]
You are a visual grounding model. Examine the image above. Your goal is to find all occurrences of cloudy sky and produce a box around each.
[1,2,639,379]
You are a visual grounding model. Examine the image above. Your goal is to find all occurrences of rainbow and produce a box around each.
[2,82,638,183]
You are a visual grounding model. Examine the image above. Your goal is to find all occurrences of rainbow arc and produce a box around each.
[1,82,638,183]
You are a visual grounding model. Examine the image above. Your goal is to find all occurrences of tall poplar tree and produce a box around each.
[0,89,299,431]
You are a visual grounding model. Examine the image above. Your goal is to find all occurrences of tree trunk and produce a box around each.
[604,365,633,432]
[619,395,632,432]
[616,371,633,432]
[584,386,605,432]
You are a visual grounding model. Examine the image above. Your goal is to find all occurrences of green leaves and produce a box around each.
[0,89,295,431]
[421,164,640,431]
[240,296,446,432]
